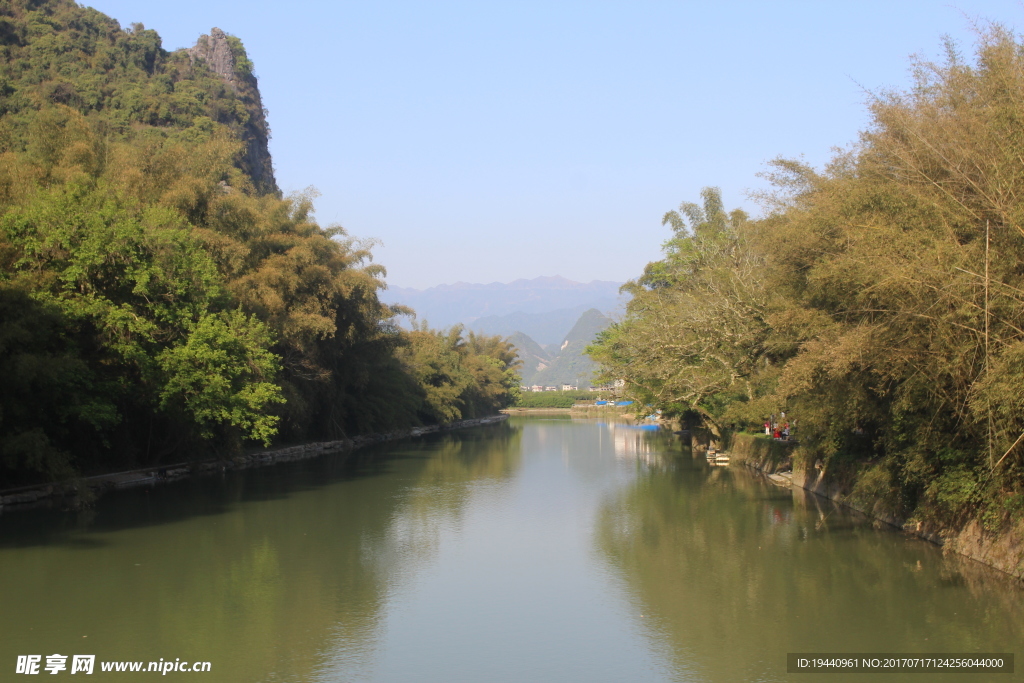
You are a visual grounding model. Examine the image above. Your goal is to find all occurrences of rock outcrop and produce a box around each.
[187,28,278,196]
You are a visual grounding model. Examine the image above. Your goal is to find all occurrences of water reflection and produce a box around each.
[609,424,660,464]
[1,419,1022,683]
[0,424,522,683]
[363,428,523,596]
[595,440,1024,682]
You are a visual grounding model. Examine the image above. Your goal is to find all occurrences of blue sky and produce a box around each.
[86,0,1024,288]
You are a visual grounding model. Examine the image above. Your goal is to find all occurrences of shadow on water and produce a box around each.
[0,422,518,549]
[4,417,1022,683]
[594,439,1024,683]
[0,422,525,683]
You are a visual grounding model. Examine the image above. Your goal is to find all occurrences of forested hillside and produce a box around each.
[506,331,551,384]
[0,0,519,486]
[589,29,1024,532]
[528,308,610,387]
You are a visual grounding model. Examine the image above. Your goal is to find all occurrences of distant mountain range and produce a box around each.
[380,275,624,341]
[380,276,623,387]
[471,306,592,347]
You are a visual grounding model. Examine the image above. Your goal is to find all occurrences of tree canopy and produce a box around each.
[589,27,1024,530]
[0,0,520,486]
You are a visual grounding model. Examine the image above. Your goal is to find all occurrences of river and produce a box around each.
[1,416,1021,682]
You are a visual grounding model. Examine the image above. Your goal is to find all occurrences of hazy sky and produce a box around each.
[85,0,1024,288]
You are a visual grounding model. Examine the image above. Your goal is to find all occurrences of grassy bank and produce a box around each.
[514,391,602,409]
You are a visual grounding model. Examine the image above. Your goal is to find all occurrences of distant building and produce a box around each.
[561,384,577,391]
[531,385,544,392]
[545,386,558,391]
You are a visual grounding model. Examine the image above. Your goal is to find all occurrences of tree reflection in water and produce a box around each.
[0,424,523,683]
[595,443,1024,683]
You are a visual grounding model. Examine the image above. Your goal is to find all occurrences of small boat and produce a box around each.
[714,453,730,464]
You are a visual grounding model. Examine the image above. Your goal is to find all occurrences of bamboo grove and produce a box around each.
[589,28,1024,529]
[0,0,520,485]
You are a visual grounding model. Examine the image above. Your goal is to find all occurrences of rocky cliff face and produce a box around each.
[187,28,278,196]
[188,28,239,88]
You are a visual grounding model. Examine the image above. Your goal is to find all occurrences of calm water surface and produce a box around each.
[1,417,1021,682]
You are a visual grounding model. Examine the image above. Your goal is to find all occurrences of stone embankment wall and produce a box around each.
[0,415,508,513]
[725,432,1024,580]
[716,432,792,473]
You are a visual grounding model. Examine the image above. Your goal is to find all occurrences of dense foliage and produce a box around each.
[590,29,1024,529]
[0,0,519,485]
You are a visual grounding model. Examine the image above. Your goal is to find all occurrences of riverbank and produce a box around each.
[712,431,1024,581]
[0,414,509,514]
[502,405,634,416]
[8,416,1019,679]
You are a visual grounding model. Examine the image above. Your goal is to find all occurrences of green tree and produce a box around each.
[158,310,283,445]
[589,188,771,438]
